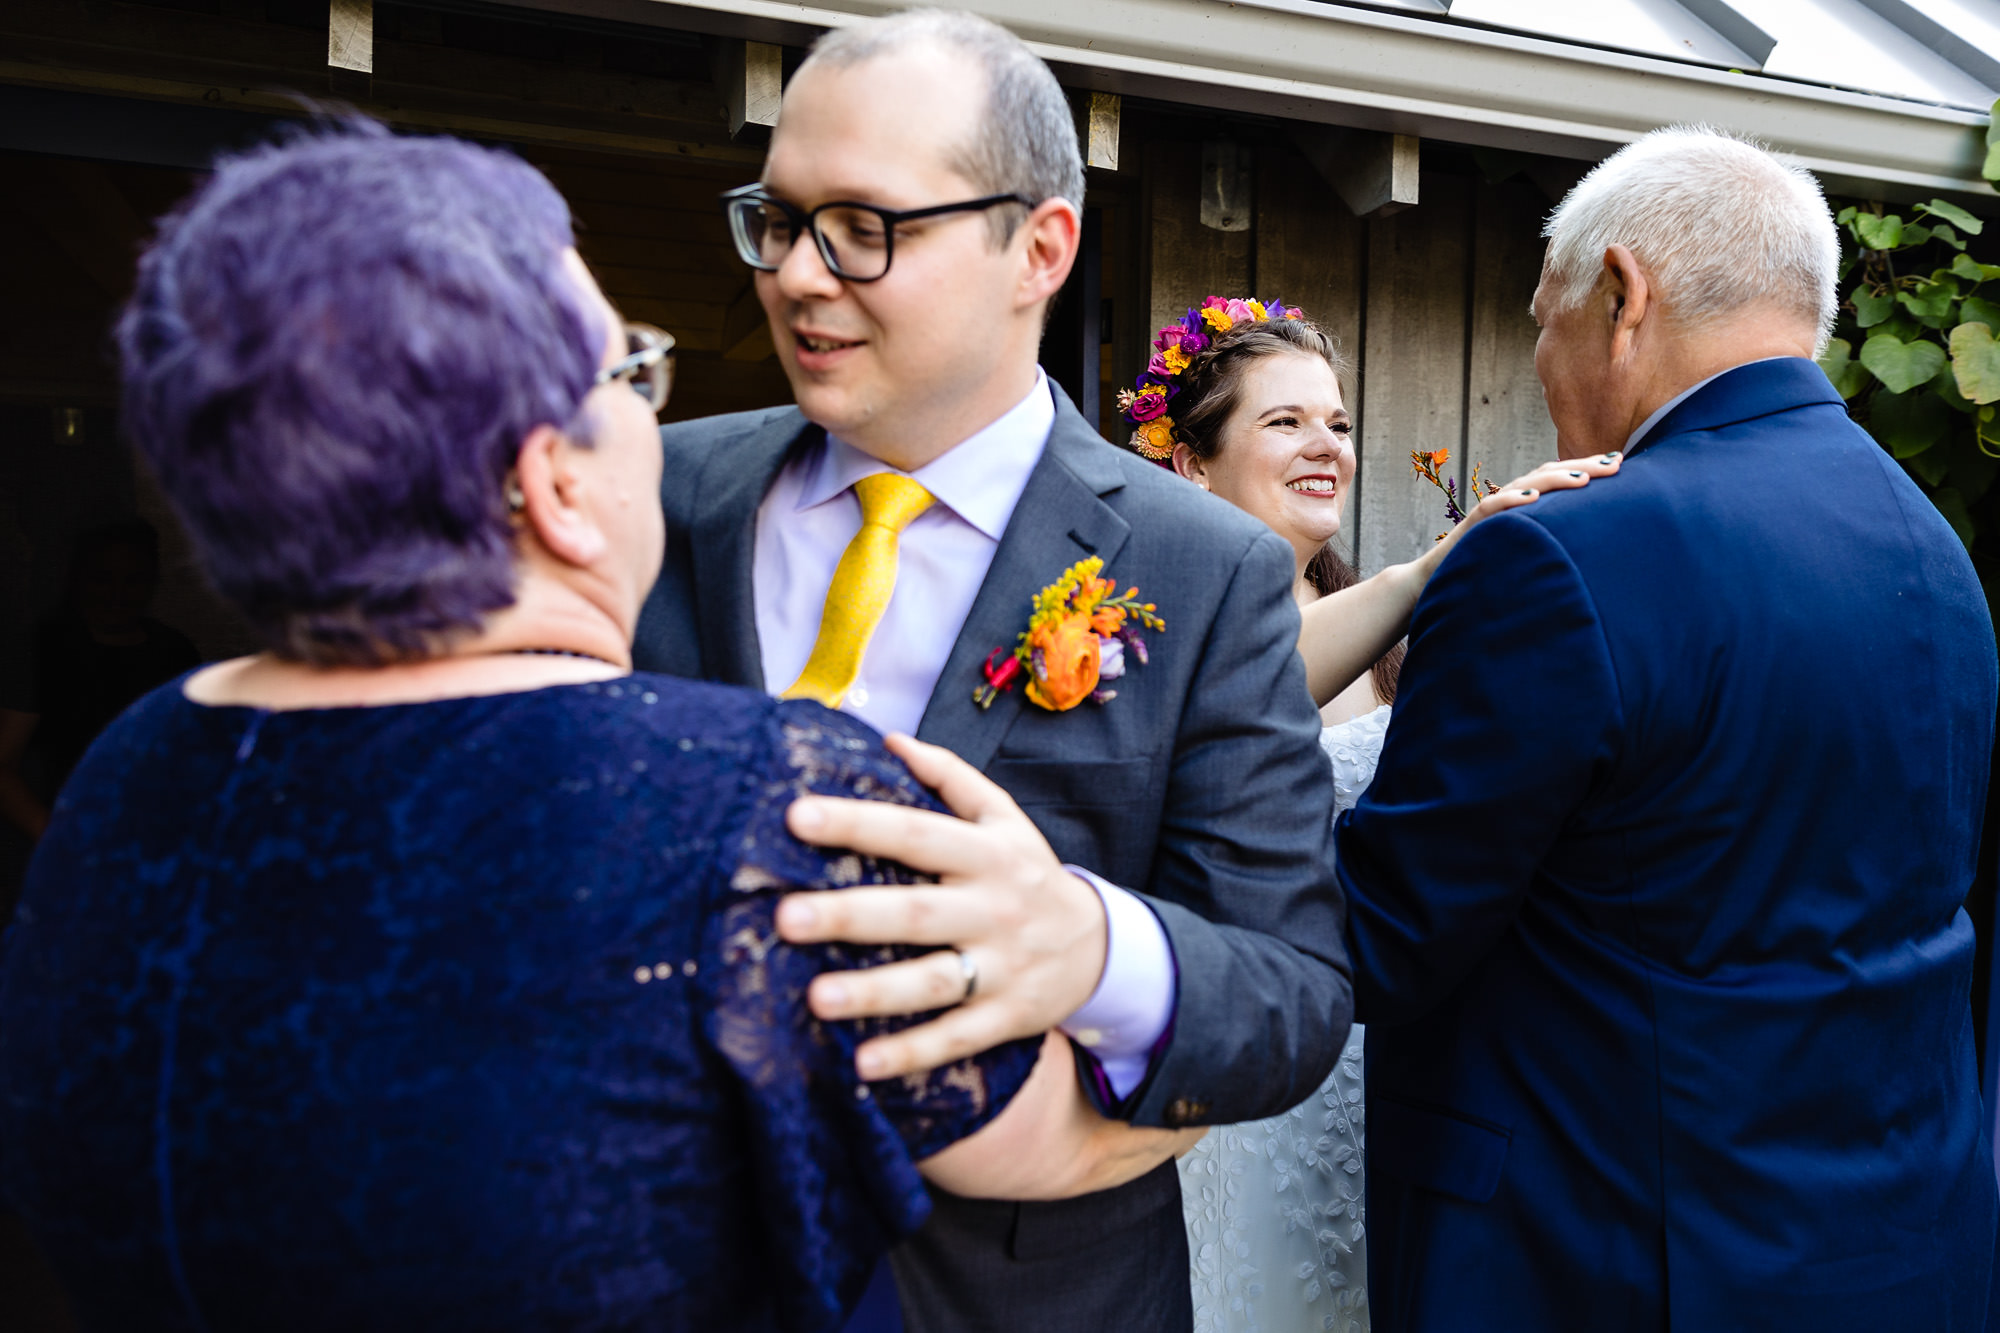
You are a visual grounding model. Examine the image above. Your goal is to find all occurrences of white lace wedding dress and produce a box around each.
[1178,703,1389,1333]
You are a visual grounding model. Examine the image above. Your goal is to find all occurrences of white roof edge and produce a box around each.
[560,0,1997,202]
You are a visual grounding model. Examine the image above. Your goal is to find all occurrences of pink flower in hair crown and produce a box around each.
[1121,382,1172,422]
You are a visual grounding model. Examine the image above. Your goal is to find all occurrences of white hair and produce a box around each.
[1541,126,1839,354]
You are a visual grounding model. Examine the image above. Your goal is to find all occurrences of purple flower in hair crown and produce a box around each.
[1118,295,1305,461]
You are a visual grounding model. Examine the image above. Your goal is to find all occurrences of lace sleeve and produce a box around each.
[700,700,1042,1327]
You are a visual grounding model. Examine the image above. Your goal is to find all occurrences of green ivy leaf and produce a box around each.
[1904,223,1935,247]
[1816,337,1871,399]
[1871,387,1952,458]
[1899,278,1960,326]
[1861,332,1948,393]
[1935,224,1968,252]
[1952,252,2000,284]
[1962,296,2000,333]
[1853,286,1895,327]
[1918,199,1985,236]
[1986,103,2000,184]
[1951,321,2000,404]
[1930,487,1976,547]
[1855,213,1904,250]
[1836,205,1858,225]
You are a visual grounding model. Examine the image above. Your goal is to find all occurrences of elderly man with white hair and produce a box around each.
[1334,125,1998,1330]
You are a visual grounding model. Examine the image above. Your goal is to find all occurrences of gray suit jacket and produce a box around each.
[633,382,1353,1327]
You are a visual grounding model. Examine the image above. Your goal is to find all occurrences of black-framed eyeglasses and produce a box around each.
[721,183,1038,283]
[595,322,675,415]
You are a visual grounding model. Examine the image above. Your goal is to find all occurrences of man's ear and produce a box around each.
[1171,442,1209,489]
[1016,199,1081,312]
[514,423,608,568]
[1602,244,1651,350]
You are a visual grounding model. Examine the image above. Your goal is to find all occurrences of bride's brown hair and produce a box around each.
[1171,317,1403,703]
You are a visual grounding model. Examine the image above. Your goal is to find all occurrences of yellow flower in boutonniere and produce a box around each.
[974,557,1168,712]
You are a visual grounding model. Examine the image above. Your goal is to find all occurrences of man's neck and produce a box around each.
[839,362,1043,472]
[1619,320,1816,447]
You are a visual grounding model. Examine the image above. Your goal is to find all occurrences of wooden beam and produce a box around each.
[0,62,762,166]
[1293,127,1419,220]
[1358,175,1473,574]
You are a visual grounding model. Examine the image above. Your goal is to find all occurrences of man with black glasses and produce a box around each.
[633,10,1352,1328]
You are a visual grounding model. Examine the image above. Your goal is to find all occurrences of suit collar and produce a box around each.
[1628,356,1842,457]
[689,407,816,690]
[914,379,1132,769]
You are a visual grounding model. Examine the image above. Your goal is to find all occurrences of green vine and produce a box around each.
[1815,98,2000,549]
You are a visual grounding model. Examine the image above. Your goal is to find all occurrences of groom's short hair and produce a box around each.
[799,8,1085,243]
[1539,126,1839,353]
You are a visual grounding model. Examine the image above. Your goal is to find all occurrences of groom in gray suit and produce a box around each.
[631,10,1350,1330]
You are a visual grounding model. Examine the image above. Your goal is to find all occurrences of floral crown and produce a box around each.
[1116,295,1304,461]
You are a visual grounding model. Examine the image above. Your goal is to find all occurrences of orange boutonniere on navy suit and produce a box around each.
[973,557,1166,711]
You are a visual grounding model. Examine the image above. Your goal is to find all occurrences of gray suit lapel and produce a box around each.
[689,411,817,690]
[915,385,1132,771]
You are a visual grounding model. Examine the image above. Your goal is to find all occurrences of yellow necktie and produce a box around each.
[782,473,936,708]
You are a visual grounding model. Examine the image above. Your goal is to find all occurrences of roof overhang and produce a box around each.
[531,0,1997,205]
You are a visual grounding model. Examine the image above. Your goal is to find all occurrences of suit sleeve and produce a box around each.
[1339,512,1622,1027]
[1122,529,1358,1128]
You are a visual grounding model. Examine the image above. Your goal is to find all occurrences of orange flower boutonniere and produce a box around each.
[974,557,1166,712]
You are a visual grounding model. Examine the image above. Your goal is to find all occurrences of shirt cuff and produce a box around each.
[1058,867,1177,1102]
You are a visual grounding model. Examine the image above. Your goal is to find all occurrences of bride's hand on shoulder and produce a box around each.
[1420,450,1623,578]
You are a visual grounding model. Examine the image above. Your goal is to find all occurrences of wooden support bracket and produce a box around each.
[1200,139,1253,232]
[1086,92,1119,172]
[1292,127,1419,219]
[327,0,372,98]
[718,39,782,143]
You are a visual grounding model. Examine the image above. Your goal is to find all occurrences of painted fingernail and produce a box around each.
[1520,489,1536,496]
[1602,452,1621,461]
[1567,470,1584,478]
[857,1049,887,1079]
[789,800,825,834]
[778,898,818,932]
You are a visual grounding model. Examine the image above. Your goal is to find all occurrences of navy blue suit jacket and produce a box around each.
[1338,358,1999,1331]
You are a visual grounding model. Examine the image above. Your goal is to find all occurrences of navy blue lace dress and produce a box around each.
[0,675,1039,1333]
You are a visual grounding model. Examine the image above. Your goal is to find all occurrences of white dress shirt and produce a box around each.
[751,373,1175,1098]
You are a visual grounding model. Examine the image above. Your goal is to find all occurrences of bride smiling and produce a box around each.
[1132,300,1613,1331]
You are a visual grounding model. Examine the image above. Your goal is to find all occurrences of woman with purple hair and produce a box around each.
[0,124,1195,1333]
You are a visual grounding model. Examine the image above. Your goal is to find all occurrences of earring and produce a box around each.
[504,477,526,513]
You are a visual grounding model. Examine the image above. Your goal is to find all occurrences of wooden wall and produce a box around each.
[1131,127,1561,575]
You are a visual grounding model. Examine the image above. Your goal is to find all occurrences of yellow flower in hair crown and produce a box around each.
[974,558,1166,712]
[1117,295,1304,462]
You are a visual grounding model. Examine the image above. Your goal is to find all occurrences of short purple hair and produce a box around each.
[117,120,603,665]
